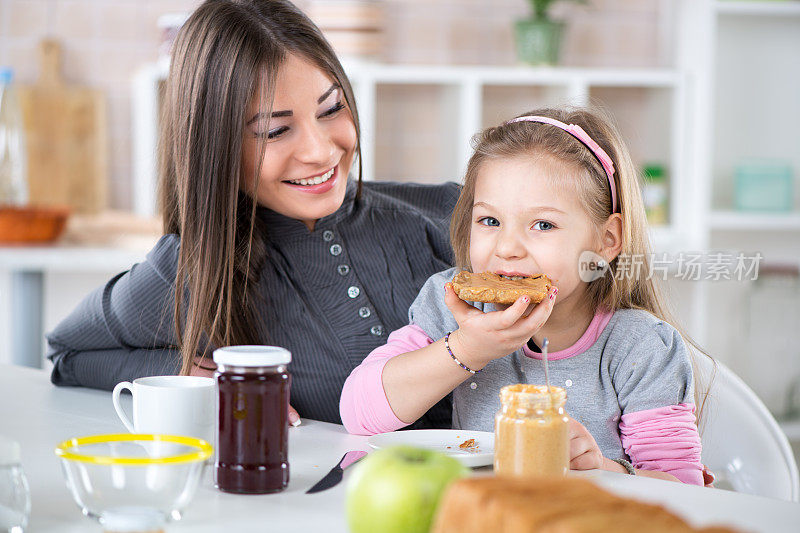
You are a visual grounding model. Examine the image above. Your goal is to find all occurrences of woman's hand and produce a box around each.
[189,356,216,377]
[444,282,557,370]
[288,404,301,427]
[190,356,301,427]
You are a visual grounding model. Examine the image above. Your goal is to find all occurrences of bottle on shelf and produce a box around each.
[734,159,793,212]
[642,163,668,226]
[0,67,28,206]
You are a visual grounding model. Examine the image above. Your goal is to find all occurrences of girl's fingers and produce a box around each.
[514,286,557,334]
[569,434,591,460]
[567,416,583,438]
[444,283,482,323]
[492,295,533,329]
[567,418,603,469]
[446,284,557,335]
[570,449,599,470]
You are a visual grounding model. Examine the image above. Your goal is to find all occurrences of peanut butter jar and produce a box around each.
[494,384,569,477]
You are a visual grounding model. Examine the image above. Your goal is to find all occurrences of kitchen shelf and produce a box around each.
[139,56,681,91]
[710,211,800,231]
[341,62,686,232]
[133,60,689,247]
[715,1,800,16]
[649,225,685,255]
[341,60,681,88]
[0,246,150,272]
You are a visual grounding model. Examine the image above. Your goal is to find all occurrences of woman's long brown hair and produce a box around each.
[158,0,362,375]
[451,107,714,425]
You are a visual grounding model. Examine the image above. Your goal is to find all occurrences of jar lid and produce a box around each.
[499,384,566,408]
[0,436,21,465]
[213,345,291,367]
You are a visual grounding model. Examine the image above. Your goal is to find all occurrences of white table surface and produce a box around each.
[2,364,799,532]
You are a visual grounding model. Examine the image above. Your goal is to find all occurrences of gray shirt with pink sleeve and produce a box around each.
[340,267,703,483]
[408,268,699,475]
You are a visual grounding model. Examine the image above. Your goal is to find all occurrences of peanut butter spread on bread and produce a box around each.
[451,271,553,305]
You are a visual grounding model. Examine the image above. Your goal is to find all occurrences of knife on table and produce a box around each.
[306,450,368,494]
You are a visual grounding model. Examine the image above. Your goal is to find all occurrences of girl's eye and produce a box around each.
[477,216,500,227]
[533,221,555,231]
[319,101,345,118]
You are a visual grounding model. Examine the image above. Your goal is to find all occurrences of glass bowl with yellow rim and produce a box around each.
[54,433,212,531]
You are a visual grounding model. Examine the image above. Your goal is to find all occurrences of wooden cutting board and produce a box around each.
[18,39,107,213]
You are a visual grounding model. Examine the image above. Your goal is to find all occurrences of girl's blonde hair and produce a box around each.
[451,106,712,422]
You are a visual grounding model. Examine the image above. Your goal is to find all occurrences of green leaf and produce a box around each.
[528,0,590,21]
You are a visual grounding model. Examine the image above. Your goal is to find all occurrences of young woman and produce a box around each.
[46,0,456,428]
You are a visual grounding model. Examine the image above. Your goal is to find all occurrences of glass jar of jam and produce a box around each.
[213,345,291,494]
[494,384,569,478]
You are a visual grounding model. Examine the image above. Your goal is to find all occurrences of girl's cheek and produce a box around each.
[468,244,491,272]
[467,239,480,268]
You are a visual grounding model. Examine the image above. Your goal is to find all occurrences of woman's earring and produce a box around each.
[597,259,607,269]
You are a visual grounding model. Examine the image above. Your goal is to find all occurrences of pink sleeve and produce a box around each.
[340,324,434,436]
[619,403,703,485]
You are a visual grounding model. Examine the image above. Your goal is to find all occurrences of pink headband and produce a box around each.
[506,115,618,213]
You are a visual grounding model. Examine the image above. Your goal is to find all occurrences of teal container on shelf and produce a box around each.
[734,160,794,212]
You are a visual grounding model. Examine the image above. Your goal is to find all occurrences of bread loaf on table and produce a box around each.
[431,476,739,533]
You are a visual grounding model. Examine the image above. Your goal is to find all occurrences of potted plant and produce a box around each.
[515,0,585,66]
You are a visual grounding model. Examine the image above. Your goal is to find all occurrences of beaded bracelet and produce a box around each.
[612,458,636,475]
[444,332,481,375]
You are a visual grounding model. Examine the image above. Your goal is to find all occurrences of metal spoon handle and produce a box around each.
[542,337,551,398]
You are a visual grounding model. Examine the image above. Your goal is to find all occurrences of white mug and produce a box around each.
[112,376,215,444]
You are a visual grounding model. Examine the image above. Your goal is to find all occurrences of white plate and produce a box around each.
[367,429,494,468]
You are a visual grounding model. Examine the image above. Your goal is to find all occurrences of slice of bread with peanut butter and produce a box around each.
[451,271,553,305]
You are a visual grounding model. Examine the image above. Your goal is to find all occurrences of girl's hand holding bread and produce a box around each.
[444,281,558,371]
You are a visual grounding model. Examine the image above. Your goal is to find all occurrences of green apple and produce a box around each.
[346,445,469,533]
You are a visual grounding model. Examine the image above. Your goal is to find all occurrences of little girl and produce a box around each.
[340,107,706,485]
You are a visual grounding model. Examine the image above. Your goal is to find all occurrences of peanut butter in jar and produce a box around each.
[494,384,569,478]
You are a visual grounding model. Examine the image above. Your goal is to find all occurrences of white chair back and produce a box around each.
[696,356,799,502]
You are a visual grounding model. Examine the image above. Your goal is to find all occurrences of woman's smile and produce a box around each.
[283,165,338,193]
[285,166,335,186]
